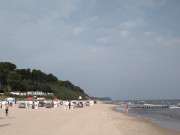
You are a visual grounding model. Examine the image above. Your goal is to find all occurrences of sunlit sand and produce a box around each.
[0,102,180,135]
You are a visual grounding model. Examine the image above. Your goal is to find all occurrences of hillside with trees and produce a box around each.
[0,62,89,100]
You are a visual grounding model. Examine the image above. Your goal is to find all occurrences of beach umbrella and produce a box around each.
[53,98,59,100]
[26,97,35,100]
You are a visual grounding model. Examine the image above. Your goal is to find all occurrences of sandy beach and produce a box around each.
[0,102,180,135]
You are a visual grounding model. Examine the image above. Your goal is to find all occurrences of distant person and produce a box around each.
[69,101,71,109]
[126,105,129,114]
[32,102,35,109]
[5,106,8,117]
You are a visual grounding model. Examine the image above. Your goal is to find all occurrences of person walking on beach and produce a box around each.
[32,102,35,109]
[5,106,9,117]
[126,105,129,114]
[69,101,71,109]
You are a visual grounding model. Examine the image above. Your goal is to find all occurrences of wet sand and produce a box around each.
[0,102,180,135]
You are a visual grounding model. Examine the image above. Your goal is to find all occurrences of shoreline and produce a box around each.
[113,104,180,133]
[102,102,180,135]
[109,103,180,135]
[0,102,180,135]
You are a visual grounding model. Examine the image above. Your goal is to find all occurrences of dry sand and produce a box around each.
[0,102,180,135]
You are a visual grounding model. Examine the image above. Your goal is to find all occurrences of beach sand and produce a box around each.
[0,102,180,135]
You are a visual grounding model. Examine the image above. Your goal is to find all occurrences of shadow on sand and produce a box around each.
[0,124,10,127]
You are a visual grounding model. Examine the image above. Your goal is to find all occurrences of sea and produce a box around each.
[106,100,180,132]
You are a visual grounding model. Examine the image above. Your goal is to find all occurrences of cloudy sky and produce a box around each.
[0,0,180,100]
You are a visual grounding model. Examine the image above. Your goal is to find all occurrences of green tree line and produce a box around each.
[0,62,88,100]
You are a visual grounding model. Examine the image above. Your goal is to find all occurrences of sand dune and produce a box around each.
[0,102,180,135]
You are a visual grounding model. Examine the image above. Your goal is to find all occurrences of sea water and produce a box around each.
[109,100,180,132]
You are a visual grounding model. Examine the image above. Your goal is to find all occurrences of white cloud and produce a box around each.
[87,16,99,22]
[37,18,54,32]
[72,16,98,35]
[117,0,167,9]
[1,0,180,100]
[96,28,117,35]
[96,37,111,44]
[81,16,99,27]
[55,1,78,18]
[136,0,167,8]
[73,28,84,35]
[119,18,145,29]
[155,36,180,48]
[96,28,132,44]
[90,0,97,6]
[148,36,180,48]
[144,32,152,36]
[120,30,130,37]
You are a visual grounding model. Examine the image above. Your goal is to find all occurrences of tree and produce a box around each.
[7,71,21,90]
[31,69,47,83]
[0,70,3,87]
[39,83,52,93]
[0,61,89,99]
[47,74,58,82]
[59,80,73,89]
[0,62,17,85]
[16,68,31,81]
[0,62,16,71]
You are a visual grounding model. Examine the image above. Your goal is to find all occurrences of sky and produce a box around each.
[0,0,180,100]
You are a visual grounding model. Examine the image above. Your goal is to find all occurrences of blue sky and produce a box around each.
[0,0,180,100]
